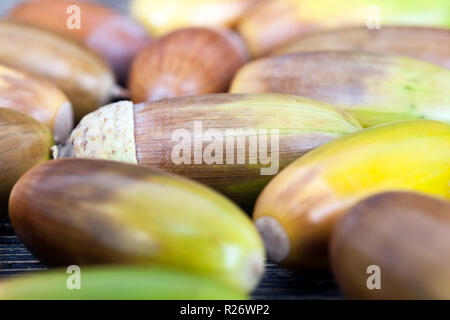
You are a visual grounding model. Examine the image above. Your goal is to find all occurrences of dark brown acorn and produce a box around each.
[331,191,450,299]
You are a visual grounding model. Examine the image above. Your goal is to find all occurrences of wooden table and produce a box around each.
[0,221,341,299]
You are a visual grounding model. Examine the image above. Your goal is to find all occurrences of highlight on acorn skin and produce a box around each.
[8,0,152,84]
[331,192,450,300]
[52,94,362,209]
[230,51,450,127]
[253,120,450,270]
[9,158,265,292]
[130,0,260,36]
[276,26,450,70]
[129,27,249,103]
[0,63,73,143]
[0,108,53,220]
[0,266,247,300]
[237,0,450,57]
[0,21,117,121]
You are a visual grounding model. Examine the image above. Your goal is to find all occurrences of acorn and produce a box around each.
[0,63,73,142]
[52,94,362,208]
[129,27,249,103]
[230,51,450,127]
[8,0,153,84]
[237,0,450,56]
[0,108,53,220]
[276,26,450,70]
[130,0,260,36]
[9,158,265,292]
[0,21,120,121]
[331,192,450,299]
[0,265,247,300]
[253,120,450,270]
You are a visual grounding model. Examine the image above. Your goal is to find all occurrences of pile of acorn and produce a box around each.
[0,0,449,300]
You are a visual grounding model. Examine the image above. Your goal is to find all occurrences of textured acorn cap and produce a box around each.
[54,93,362,209]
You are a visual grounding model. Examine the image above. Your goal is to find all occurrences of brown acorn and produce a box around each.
[231,51,450,127]
[237,0,450,57]
[331,191,450,299]
[276,26,450,69]
[0,63,73,142]
[52,94,361,209]
[9,0,153,84]
[0,108,53,220]
[129,27,249,103]
[0,21,119,121]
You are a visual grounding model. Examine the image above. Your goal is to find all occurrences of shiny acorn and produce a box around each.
[231,51,450,127]
[0,266,247,300]
[237,0,450,56]
[9,158,265,292]
[253,120,450,270]
[0,265,247,300]
[331,192,450,299]
[9,0,152,83]
[276,26,450,69]
[0,108,53,220]
[52,94,362,208]
[129,27,249,103]
[130,0,260,36]
[0,21,119,121]
[0,63,73,142]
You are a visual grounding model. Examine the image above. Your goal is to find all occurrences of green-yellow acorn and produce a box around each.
[0,265,247,300]
[9,158,265,292]
[254,120,450,270]
[231,52,450,127]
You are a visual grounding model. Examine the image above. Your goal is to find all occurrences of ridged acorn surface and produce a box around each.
[53,94,362,208]
[331,192,450,300]
[0,108,53,220]
[276,26,450,70]
[0,266,247,300]
[9,158,265,292]
[253,120,450,270]
[231,52,450,127]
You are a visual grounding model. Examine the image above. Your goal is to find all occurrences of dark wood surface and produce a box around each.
[0,220,342,299]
